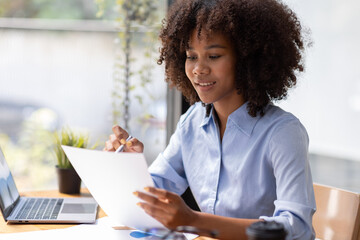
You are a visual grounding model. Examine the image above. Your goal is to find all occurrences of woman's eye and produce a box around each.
[186,55,197,60]
[209,55,221,59]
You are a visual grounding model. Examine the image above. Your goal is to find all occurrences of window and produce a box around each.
[279,0,360,192]
[0,0,167,190]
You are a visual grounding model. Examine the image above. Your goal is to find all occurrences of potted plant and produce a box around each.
[53,127,89,194]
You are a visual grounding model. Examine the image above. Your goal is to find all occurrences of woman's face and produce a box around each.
[185,30,240,107]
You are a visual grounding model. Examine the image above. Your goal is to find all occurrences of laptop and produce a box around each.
[0,147,98,223]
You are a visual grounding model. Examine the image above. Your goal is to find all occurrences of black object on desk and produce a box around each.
[246,221,287,240]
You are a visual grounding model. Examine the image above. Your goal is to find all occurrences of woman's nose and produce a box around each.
[193,61,210,75]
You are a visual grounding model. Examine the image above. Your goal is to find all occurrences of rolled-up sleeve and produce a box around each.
[261,119,316,240]
[148,120,188,196]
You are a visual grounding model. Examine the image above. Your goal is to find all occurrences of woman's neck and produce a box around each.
[213,95,245,140]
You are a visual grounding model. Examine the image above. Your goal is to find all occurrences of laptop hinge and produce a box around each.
[2,196,20,221]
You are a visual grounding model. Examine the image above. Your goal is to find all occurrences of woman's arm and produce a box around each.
[134,187,260,240]
[266,119,316,240]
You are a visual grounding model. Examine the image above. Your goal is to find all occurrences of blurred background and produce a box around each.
[0,0,167,190]
[0,0,359,192]
[279,0,360,192]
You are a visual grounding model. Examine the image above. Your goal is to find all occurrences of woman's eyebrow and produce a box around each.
[186,44,227,51]
[205,44,227,50]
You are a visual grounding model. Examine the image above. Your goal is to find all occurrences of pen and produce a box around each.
[115,135,133,153]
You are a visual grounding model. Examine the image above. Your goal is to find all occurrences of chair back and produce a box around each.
[313,183,360,240]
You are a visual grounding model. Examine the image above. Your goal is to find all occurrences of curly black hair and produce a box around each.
[158,0,309,117]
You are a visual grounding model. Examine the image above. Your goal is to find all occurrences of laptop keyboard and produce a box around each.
[15,198,64,220]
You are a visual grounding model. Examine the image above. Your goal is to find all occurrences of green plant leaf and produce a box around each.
[53,127,90,169]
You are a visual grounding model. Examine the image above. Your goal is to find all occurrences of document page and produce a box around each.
[62,146,163,230]
[0,217,198,240]
[0,217,146,240]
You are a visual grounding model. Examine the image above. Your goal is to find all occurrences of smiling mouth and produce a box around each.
[196,81,216,87]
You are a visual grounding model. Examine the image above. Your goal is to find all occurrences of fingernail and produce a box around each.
[120,139,126,144]
[133,191,138,196]
[144,187,150,192]
[136,202,142,207]
[126,141,132,147]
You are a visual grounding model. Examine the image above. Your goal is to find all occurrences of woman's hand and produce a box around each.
[133,187,198,229]
[103,125,144,153]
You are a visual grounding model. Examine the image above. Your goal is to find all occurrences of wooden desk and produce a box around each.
[0,189,214,239]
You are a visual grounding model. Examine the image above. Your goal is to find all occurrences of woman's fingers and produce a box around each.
[125,138,144,153]
[144,187,177,201]
[103,126,126,151]
[104,139,115,151]
[136,202,171,225]
[109,134,121,150]
[102,125,144,153]
[112,125,144,152]
[104,134,119,151]
[134,187,195,229]
[112,125,129,141]
[134,190,177,228]
[134,190,170,208]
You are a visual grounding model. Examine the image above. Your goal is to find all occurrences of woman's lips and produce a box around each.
[196,81,216,86]
[194,81,216,91]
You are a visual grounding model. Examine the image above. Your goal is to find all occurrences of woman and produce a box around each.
[105,0,316,239]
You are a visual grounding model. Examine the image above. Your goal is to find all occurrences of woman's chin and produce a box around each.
[200,100,213,105]
[198,96,213,105]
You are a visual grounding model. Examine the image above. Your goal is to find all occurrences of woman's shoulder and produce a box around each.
[264,104,302,124]
[258,104,308,137]
[263,104,308,140]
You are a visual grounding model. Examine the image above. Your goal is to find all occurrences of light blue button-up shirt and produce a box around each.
[149,102,316,239]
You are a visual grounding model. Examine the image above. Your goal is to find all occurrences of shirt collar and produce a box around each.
[228,102,261,137]
[200,104,214,127]
[200,102,262,137]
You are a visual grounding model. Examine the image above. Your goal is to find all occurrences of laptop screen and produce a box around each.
[0,148,20,219]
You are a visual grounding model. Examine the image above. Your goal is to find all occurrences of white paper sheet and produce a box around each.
[61,146,163,230]
[0,217,148,240]
[0,217,197,240]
